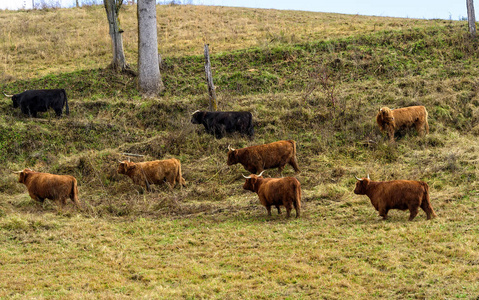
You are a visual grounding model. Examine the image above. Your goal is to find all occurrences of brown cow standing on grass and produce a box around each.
[117,158,186,191]
[227,140,300,174]
[243,171,301,218]
[16,168,81,209]
[376,106,429,142]
[353,175,436,221]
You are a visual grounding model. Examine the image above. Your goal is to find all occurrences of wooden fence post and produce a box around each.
[204,44,217,111]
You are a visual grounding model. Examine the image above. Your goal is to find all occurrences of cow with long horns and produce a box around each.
[376,106,429,142]
[353,175,436,221]
[227,140,300,174]
[243,171,301,218]
[117,158,186,191]
[15,168,81,209]
[191,110,254,139]
[4,89,69,117]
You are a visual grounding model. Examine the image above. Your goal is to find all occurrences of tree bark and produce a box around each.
[467,0,477,38]
[138,0,164,97]
[104,0,130,72]
[204,44,217,111]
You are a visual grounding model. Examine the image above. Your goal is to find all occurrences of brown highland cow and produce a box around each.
[243,172,301,218]
[354,175,436,221]
[16,168,81,209]
[118,158,186,191]
[376,106,429,142]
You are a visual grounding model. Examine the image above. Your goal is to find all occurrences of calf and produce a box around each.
[117,158,186,191]
[227,140,300,174]
[191,110,254,139]
[353,175,436,221]
[16,169,80,209]
[243,172,301,218]
[376,106,429,142]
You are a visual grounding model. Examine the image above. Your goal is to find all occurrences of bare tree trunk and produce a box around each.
[75,0,79,7]
[204,44,217,111]
[104,0,131,72]
[138,0,164,97]
[467,0,477,38]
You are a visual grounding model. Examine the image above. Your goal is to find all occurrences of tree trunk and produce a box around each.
[204,44,217,111]
[137,0,164,97]
[467,0,477,38]
[104,0,130,72]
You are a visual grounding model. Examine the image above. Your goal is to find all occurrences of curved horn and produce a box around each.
[3,92,13,98]
[367,174,370,180]
[228,145,235,151]
[355,175,363,181]
[242,174,251,179]
[191,110,200,115]
[12,170,22,174]
[257,170,265,177]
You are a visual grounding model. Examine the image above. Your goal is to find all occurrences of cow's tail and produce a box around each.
[71,178,81,209]
[177,161,186,187]
[63,89,69,115]
[289,140,300,173]
[248,113,254,139]
[421,181,436,219]
[293,181,301,218]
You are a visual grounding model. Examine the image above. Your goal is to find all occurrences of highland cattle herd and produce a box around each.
[5,88,435,220]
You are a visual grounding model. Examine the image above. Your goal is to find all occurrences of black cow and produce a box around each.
[191,110,254,139]
[4,89,69,117]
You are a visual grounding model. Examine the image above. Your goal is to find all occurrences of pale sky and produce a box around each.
[0,0,468,20]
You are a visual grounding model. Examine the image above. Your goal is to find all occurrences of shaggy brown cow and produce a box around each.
[376,106,429,142]
[353,175,436,221]
[243,172,301,218]
[16,168,80,209]
[227,140,300,174]
[117,158,186,191]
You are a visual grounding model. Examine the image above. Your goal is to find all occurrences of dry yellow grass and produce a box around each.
[1,4,442,81]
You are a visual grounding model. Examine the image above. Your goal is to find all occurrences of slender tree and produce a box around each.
[104,0,131,72]
[137,0,164,97]
[467,0,477,38]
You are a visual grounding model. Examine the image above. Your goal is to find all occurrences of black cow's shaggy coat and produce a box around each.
[8,89,69,117]
[191,110,254,139]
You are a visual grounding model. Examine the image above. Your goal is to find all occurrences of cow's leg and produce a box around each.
[55,108,62,117]
[285,204,292,218]
[420,201,436,220]
[379,206,388,220]
[289,158,301,173]
[265,205,272,216]
[408,206,419,221]
[275,205,281,214]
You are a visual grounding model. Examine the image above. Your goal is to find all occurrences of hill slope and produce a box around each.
[0,5,478,299]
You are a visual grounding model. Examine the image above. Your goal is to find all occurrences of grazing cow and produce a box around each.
[117,158,186,191]
[243,171,301,218]
[4,89,69,117]
[376,106,429,142]
[191,110,254,139]
[16,168,80,209]
[227,140,300,174]
[353,175,436,221]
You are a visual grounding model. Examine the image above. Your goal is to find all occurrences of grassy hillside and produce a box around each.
[1,4,479,299]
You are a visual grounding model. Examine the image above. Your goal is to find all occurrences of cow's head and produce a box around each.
[3,92,19,108]
[378,107,394,124]
[353,175,370,195]
[242,171,264,192]
[117,161,136,174]
[226,145,238,165]
[191,110,204,124]
[17,168,34,184]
